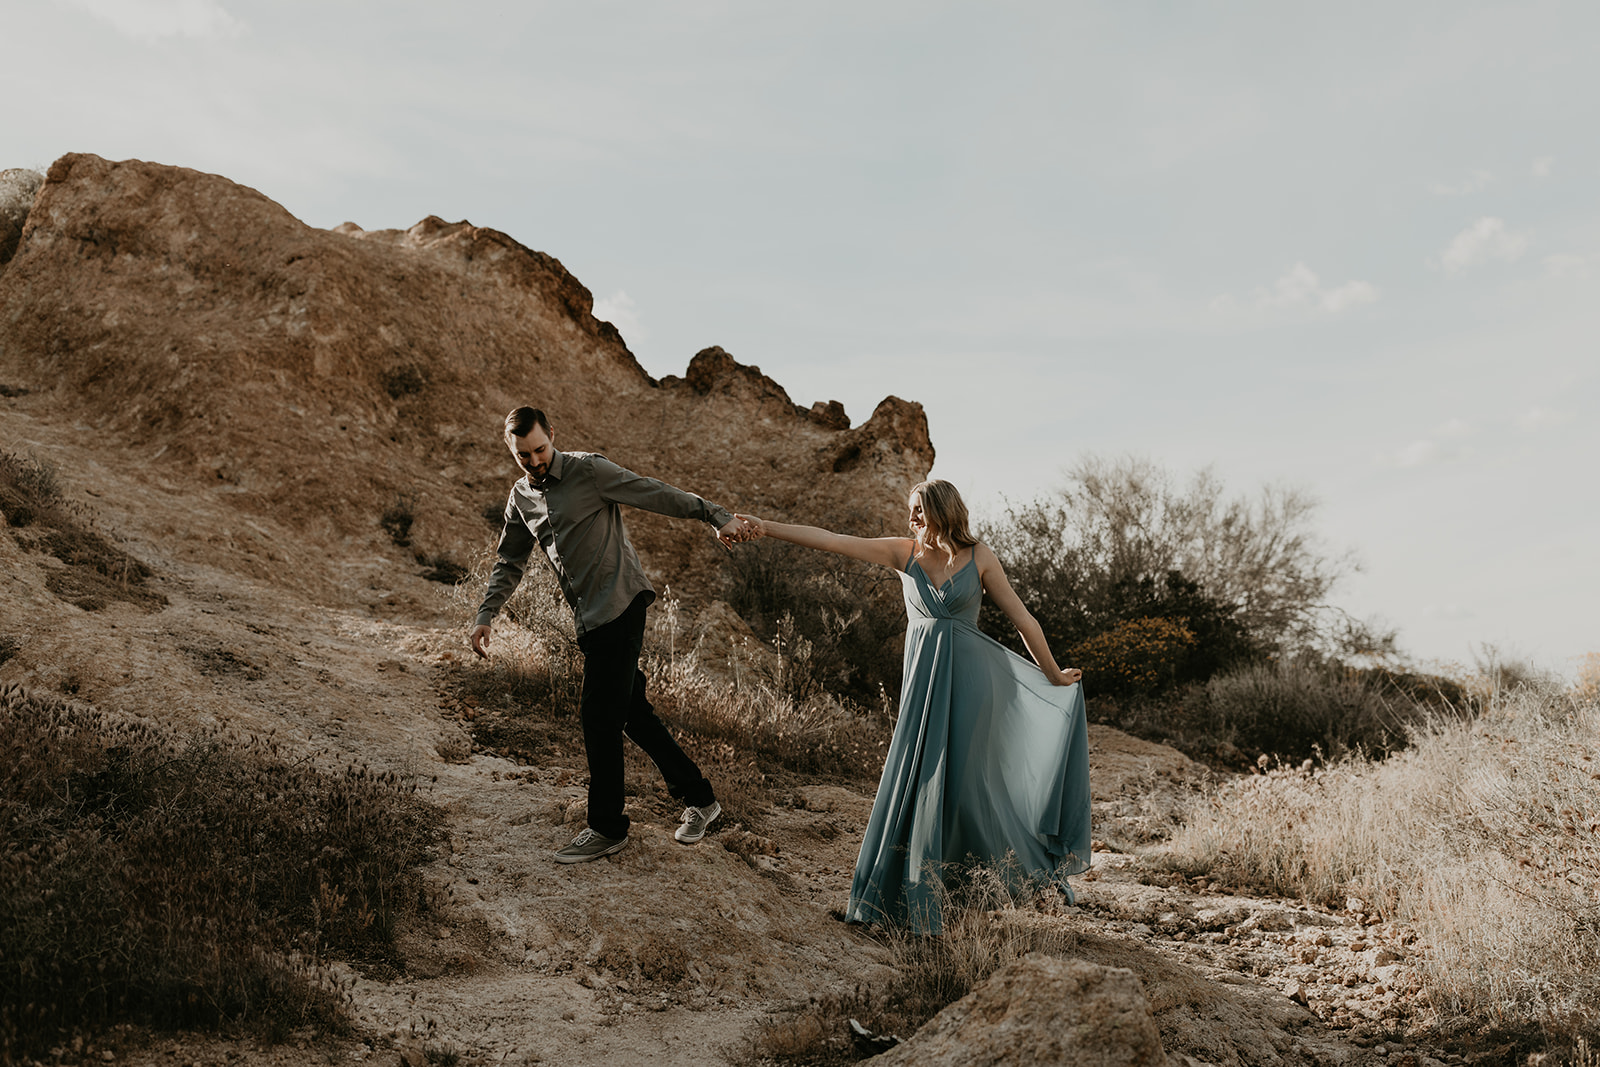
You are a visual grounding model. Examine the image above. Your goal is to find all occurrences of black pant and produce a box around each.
[577,592,715,839]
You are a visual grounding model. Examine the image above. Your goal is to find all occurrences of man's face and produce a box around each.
[507,425,555,483]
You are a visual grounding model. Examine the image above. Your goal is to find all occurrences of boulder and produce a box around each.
[872,954,1168,1067]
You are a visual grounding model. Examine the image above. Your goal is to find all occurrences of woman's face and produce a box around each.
[907,492,927,539]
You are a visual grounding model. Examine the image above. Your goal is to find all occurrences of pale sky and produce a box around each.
[7,1,1597,672]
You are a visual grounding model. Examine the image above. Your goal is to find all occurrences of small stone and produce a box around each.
[1374,947,1401,965]
[1314,931,1334,947]
[1284,981,1309,1004]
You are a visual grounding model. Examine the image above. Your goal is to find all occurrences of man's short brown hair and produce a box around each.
[504,406,551,438]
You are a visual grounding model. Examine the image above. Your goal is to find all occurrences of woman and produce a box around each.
[736,479,1090,932]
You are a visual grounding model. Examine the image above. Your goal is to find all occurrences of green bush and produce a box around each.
[977,456,1366,689]
[0,684,441,1059]
[1067,616,1197,698]
[1197,658,1432,761]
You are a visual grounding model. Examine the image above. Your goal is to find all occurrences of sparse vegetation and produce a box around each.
[0,447,166,612]
[1160,677,1600,1037]
[0,683,442,1061]
[722,523,906,704]
[380,492,417,546]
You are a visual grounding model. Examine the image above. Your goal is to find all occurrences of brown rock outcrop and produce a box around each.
[0,168,42,267]
[0,154,932,607]
[871,954,1169,1067]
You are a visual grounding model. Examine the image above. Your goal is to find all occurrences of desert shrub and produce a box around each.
[380,492,417,546]
[1196,657,1416,761]
[1067,616,1197,698]
[0,683,441,1059]
[722,530,906,705]
[1162,680,1600,1035]
[0,447,166,612]
[978,456,1369,689]
[379,363,427,400]
[415,552,467,584]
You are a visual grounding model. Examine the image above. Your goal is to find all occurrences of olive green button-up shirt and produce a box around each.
[474,449,734,636]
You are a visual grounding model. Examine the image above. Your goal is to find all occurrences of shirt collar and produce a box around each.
[525,448,566,491]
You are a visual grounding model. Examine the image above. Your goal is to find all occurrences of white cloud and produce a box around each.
[1429,169,1494,196]
[592,291,646,343]
[1211,262,1378,318]
[1422,604,1476,621]
[1514,406,1571,431]
[1531,156,1556,178]
[1439,217,1527,275]
[56,0,242,41]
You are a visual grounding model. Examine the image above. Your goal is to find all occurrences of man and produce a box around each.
[470,406,749,863]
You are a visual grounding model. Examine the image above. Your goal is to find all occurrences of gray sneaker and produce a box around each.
[554,827,628,863]
[674,801,721,844]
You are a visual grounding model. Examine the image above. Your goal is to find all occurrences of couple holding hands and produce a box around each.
[470,407,1088,930]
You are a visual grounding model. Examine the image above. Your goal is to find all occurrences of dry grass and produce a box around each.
[444,549,894,790]
[0,683,442,1060]
[1161,677,1600,1035]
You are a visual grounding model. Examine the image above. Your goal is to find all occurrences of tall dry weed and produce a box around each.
[1164,679,1600,1033]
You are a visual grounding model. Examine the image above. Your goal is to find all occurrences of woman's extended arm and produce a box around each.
[736,514,911,569]
[974,543,1082,686]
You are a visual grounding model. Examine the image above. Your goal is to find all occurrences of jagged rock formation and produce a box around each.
[0,169,42,267]
[0,153,932,607]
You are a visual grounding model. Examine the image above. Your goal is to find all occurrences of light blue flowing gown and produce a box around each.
[846,551,1091,932]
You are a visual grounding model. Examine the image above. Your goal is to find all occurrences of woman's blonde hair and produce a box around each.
[909,479,978,562]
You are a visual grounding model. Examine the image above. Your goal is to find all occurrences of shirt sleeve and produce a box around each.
[588,455,734,529]
[474,491,537,627]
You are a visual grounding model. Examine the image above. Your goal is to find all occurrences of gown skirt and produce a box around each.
[845,553,1091,932]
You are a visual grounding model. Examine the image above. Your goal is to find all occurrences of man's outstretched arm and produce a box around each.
[590,456,741,544]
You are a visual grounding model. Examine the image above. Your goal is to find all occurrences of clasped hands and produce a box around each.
[715,513,766,549]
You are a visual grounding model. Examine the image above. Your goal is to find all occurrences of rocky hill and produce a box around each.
[0,153,932,615]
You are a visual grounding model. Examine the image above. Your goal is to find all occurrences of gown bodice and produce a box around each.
[900,551,983,626]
